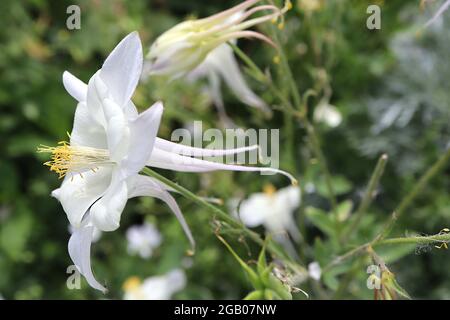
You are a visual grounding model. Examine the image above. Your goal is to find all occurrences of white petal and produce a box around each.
[127,174,195,249]
[86,73,108,127]
[63,71,88,102]
[68,224,107,293]
[206,44,269,111]
[122,102,163,176]
[70,102,107,148]
[238,193,270,227]
[90,170,128,231]
[154,137,258,157]
[147,148,296,184]
[276,185,301,210]
[100,31,143,107]
[102,98,130,162]
[53,167,113,227]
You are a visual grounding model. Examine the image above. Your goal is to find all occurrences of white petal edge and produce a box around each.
[123,102,164,176]
[63,71,88,102]
[52,167,112,227]
[127,174,195,249]
[68,224,107,293]
[90,170,128,232]
[100,31,143,107]
[147,148,297,184]
[154,137,259,157]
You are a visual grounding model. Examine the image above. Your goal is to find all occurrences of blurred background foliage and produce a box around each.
[0,0,449,299]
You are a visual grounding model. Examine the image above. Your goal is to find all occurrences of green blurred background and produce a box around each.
[0,0,449,299]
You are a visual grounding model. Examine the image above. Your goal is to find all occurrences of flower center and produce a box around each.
[37,141,112,179]
[122,276,142,292]
[263,183,277,196]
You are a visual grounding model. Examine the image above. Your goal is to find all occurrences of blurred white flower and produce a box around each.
[123,269,186,300]
[145,0,292,78]
[40,31,295,292]
[126,222,162,259]
[187,43,271,124]
[231,184,301,242]
[308,262,321,281]
[313,101,342,128]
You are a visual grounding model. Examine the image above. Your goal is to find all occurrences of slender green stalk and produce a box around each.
[322,148,450,273]
[376,148,450,241]
[341,154,388,243]
[266,14,338,217]
[140,167,307,274]
[322,232,450,274]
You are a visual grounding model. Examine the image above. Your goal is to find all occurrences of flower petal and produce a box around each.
[70,102,107,148]
[206,44,269,111]
[86,72,108,127]
[102,98,130,162]
[147,148,297,184]
[122,102,163,176]
[63,71,88,102]
[90,170,128,231]
[154,137,259,157]
[127,174,195,249]
[237,193,269,227]
[100,31,143,107]
[68,224,107,293]
[52,167,113,227]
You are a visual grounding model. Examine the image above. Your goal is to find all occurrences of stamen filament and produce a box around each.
[37,141,112,179]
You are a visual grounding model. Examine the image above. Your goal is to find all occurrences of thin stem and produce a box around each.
[322,148,450,273]
[376,147,450,241]
[265,14,338,217]
[140,167,307,274]
[322,232,450,274]
[341,154,388,243]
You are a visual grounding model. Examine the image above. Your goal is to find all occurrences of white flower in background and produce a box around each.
[313,100,342,128]
[308,262,321,281]
[39,32,295,292]
[145,0,292,78]
[126,222,162,259]
[231,184,301,242]
[123,269,186,300]
[187,43,271,124]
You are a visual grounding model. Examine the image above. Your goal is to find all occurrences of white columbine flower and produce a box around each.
[39,32,295,292]
[232,184,301,242]
[187,43,271,123]
[308,261,322,281]
[145,0,292,78]
[126,222,162,259]
[123,269,186,300]
[313,100,342,128]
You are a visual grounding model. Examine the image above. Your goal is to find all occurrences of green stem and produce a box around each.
[341,154,388,243]
[322,148,450,273]
[376,148,450,241]
[266,15,338,218]
[140,167,307,274]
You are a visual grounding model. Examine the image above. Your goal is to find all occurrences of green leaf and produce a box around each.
[316,175,353,197]
[217,235,261,289]
[305,206,336,237]
[244,290,265,300]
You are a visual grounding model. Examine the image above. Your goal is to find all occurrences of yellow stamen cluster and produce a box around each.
[37,141,111,179]
[263,183,277,196]
[122,276,142,292]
